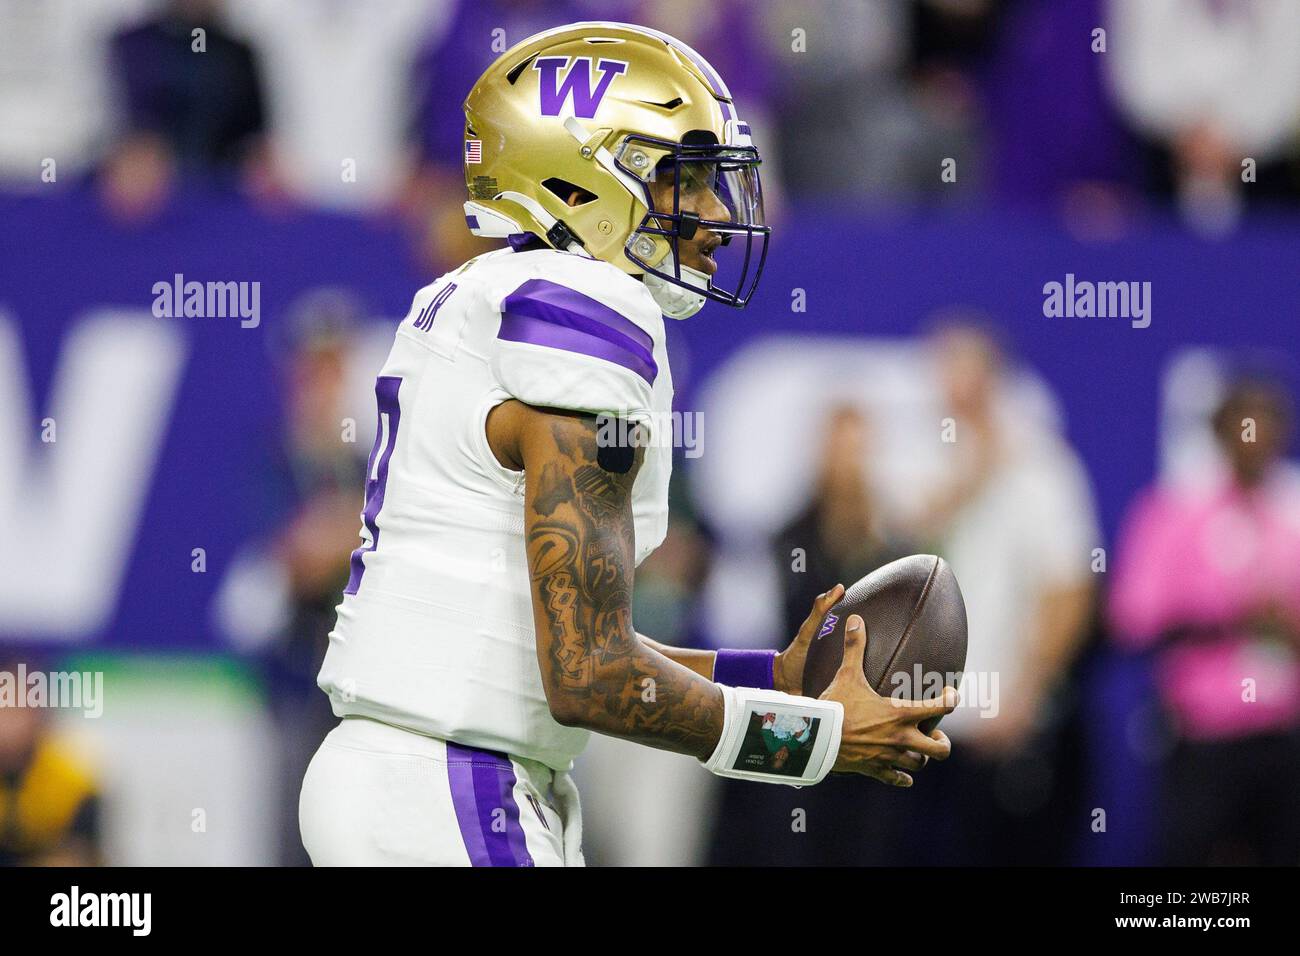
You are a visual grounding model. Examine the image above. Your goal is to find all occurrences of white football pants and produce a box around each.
[299,716,584,866]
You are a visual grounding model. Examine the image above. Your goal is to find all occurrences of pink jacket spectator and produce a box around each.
[1109,466,1300,741]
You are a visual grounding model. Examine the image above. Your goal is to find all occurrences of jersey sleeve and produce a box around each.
[489,265,661,424]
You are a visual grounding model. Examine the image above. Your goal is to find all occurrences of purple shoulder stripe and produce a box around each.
[446,742,534,867]
[499,278,658,385]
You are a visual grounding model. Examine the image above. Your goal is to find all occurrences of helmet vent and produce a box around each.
[505,54,537,85]
[681,129,719,146]
[639,97,684,111]
[583,37,623,43]
[542,178,597,205]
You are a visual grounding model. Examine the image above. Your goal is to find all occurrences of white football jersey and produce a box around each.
[316,244,673,772]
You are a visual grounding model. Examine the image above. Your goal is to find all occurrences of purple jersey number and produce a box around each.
[344,375,402,596]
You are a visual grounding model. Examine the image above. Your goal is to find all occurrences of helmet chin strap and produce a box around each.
[643,252,709,319]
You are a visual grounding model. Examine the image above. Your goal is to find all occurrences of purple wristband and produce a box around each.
[713,648,777,690]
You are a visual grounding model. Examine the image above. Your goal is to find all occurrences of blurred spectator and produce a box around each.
[760,0,916,199]
[112,1,265,172]
[982,0,1141,233]
[775,405,913,626]
[102,0,268,220]
[906,0,1002,199]
[0,0,146,186]
[270,291,370,668]
[762,0,989,201]
[258,291,370,865]
[909,0,1002,67]
[0,653,101,867]
[1105,0,1300,230]
[1109,373,1300,865]
[708,404,918,865]
[277,293,369,864]
[228,0,443,211]
[908,321,1098,864]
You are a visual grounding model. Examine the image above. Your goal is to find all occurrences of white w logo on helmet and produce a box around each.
[533,57,627,118]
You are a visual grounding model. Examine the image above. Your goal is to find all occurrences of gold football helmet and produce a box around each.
[461,21,769,317]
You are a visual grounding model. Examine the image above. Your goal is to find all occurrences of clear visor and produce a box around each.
[620,138,771,308]
[675,151,765,232]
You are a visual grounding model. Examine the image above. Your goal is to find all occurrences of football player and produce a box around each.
[299,21,956,867]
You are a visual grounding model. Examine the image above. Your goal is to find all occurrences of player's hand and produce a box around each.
[772,584,846,695]
[820,614,957,787]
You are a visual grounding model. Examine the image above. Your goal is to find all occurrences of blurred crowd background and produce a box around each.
[2,0,1299,866]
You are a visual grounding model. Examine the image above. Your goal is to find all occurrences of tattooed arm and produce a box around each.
[638,636,715,680]
[486,399,956,781]
[511,403,725,759]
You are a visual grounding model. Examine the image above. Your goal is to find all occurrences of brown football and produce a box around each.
[802,554,968,733]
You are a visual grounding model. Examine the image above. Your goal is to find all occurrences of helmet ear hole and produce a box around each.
[542,177,597,206]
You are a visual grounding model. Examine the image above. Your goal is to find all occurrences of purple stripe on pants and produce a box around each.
[446,742,534,867]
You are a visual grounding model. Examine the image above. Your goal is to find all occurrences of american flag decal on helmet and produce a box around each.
[464,139,482,164]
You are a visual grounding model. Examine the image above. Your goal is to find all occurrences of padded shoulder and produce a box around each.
[486,251,664,419]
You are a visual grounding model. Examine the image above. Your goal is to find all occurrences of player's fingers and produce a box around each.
[888,749,929,772]
[834,615,869,685]
[815,582,845,621]
[927,730,952,761]
[870,766,913,788]
[898,727,952,759]
[891,685,959,721]
[797,584,844,641]
[808,583,842,617]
